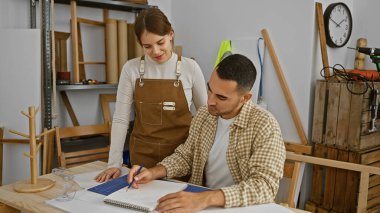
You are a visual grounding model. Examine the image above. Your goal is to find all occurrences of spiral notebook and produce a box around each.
[103,180,188,212]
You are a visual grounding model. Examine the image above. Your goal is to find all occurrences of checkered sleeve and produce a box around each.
[221,115,286,208]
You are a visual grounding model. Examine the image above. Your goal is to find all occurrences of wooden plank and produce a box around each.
[361,110,371,124]
[78,61,106,65]
[325,83,341,147]
[316,2,330,78]
[284,142,313,155]
[357,172,369,212]
[77,22,86,82]
[316,207,329,213]
[368,195,380,210]
[59,40,68,72]
[335,83,352,149]
[283,161,294,178]
[347,82,365,151]
[323,146,338,209]
[332,149,349,212]
[368,184,380,200]
[60,91,80,126]
[359,129,380,150]
[77,17,104,26]
[370,175,380,188]
[367,204,380,213]
[71,0,80,83]
[344,151,360,213]
[304,201,317,213]
[310,144,327,204]
[0,203,20,213]
[261,29,308,145]
[312,80,327,144]
[361,149,380,165]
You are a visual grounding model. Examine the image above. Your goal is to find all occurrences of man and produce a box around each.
[127,54,286,212]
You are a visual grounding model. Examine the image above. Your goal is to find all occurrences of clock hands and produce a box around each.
[337,19,345,27]
[329,17,340,27]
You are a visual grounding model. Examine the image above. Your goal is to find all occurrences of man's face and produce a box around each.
[207,71,251,119]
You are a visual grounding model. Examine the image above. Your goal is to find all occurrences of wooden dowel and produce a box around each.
[9,130,29,138]
[28,106,37,184]
[261,29,308,145]
[0,139,42,144]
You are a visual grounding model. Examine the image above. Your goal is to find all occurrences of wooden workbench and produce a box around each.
[0,161,309,213]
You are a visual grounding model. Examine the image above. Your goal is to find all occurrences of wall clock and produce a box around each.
[324,2,353,48]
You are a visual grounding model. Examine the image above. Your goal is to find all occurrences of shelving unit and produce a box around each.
[39,0,154,128]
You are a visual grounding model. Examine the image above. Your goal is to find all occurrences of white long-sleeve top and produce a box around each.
[108,52,208,168]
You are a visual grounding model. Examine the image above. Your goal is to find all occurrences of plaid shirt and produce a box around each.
[159,102,286,208]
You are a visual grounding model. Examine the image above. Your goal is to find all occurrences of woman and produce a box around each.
[96,8,207,182]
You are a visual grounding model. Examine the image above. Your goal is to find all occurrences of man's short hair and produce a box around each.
[215,54,257,93]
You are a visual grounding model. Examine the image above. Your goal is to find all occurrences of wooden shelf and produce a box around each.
[57,84,118,91]
[54,0,153,12]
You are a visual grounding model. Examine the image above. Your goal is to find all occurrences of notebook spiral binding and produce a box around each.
[104,198,151,212]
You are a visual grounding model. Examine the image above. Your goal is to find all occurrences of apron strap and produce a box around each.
[175,55,182,87]
[138,54,182,87]
[139,56,145,87]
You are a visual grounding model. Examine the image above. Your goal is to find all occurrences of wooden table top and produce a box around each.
[0,161,310,213]
[0,161,107,213]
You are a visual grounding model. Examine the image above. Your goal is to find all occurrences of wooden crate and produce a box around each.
[306,144,380,213]
[312,80,380,151]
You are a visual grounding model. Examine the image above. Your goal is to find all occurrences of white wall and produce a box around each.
[0,29,42,184]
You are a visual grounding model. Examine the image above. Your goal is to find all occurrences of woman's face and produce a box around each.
[140,30,173,64]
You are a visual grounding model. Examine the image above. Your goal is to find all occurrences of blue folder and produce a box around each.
[88,175,210,196]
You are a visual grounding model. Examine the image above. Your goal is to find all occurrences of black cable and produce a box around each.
[319,64,374,95]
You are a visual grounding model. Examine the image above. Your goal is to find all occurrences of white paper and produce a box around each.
[46,190,136,213]
[104,180,188,211]
[73,167,130,189]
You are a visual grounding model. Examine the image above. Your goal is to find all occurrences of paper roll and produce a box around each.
[106,19,119,84]
[128,24,144,59]
[118,20,128,77]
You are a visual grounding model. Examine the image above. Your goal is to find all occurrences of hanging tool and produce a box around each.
[368,89,379,133]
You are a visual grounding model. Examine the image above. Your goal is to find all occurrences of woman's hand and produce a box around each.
[95,167,121,182]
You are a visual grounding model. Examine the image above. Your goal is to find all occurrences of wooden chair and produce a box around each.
[286,151,380,213]
[55,124,111,168]
[281,143,313,208]
[99,93,117,125]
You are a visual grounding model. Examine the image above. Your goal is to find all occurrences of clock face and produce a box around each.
[324,3,353,48]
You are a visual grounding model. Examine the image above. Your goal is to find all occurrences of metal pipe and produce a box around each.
[41,0,52,129]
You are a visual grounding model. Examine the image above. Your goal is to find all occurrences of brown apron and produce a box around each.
[130,55,192,168]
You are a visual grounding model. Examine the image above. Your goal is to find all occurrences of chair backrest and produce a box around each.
[55,124,111,168]
[99,93,116,125]
[281,143,313,208]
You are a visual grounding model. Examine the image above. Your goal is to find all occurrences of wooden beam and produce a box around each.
[261,28,308,145]
[77,18,105,26]
[285,142,313,155]
[315,2,330,78]
[287,152,380,175]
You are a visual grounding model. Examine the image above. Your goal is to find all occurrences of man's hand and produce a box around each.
[156,190,225,213]
[127,165,168,189]
[95,167,121,182]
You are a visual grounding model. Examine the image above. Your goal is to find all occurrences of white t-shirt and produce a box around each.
[108,52,207,168]
[205,116,235,189]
